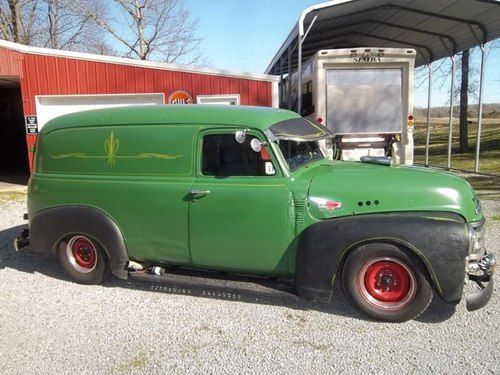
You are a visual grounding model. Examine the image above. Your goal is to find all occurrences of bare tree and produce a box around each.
[42,0,113,53]
[0,0,41,44]
[78,0,204,65]
[1,0,114,54]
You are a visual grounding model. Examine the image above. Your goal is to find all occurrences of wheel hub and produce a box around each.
[358,257,417,310]
[66,236,97,273]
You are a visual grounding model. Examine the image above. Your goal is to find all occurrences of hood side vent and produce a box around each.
[294,199,307,224]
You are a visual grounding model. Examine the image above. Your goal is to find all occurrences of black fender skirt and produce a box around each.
[28,205,129,279]
[295,212,469,304]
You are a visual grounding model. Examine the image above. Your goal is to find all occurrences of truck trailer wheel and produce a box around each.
[57,235,109,284]
[341,243,432,322]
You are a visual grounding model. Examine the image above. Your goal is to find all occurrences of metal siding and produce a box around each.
[153,69,163,92]
[103,63,113,93]
[0,48,22,76]
[258,81,269,106]
[45,56,59,93]
[192,73,202,98]
[164,70,174,94]
[182,73,193,95]
[210,75,220,93]
[240,79,249,105]
[94,62,106,94]
[230,79,239,95]
[200,74,211,95]
[67,59,79,93]
[144,68,155,92]
[249,80,258,106]
[170,70,181,94]
[220,76,230,94]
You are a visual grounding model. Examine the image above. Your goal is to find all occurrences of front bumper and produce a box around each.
[465,253,496,311]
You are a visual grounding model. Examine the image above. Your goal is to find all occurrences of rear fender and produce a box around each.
[28,205,129,279]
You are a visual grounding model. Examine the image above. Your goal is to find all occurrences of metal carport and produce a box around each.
[265,0,500,172]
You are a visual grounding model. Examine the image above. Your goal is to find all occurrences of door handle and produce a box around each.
[190,189,210,197]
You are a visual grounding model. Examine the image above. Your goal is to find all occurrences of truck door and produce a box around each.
[188,130,289,275]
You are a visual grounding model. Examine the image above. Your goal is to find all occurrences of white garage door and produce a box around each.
[35,93,165,130]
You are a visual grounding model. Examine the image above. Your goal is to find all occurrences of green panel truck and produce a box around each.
[15,105,495,322]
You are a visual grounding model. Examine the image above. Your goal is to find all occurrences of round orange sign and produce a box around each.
[168,90,192,104]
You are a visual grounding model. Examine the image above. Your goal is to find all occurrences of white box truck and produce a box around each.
[282,47,416,165]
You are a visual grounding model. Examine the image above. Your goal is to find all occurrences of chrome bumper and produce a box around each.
[465,253,496,311]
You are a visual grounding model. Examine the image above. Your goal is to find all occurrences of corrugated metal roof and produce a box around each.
[265,0,500,73]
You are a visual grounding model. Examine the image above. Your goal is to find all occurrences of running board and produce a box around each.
[129,269,297,301]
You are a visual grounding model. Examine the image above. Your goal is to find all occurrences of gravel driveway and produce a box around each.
[0,192,498,374]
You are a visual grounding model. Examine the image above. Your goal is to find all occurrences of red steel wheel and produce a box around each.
[341,243,433,322]
[58,234,109,284]
[65,235,98,273]
[357,257,417,310]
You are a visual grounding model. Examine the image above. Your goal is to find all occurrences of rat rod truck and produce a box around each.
[15,105,495,322]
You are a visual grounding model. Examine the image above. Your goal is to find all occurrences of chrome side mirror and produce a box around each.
[250,138,267,153]
[235,130,246,144]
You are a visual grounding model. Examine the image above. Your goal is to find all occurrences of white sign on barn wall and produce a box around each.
[34,93,165,130]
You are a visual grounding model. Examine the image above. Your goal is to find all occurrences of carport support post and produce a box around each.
[297,36,303,115]
[297,13,317,116]
[424,63,432,166]
[474,45,486,173]
[287,46,292,110]
[279,57,284,107]
[446,55,456,169]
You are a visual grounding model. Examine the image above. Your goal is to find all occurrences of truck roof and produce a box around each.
[42,105,300,134]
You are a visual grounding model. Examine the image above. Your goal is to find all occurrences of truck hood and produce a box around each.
[307,162,481,222]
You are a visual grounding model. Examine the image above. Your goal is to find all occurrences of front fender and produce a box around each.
[295,212,469,304]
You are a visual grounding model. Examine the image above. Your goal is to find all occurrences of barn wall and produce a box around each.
[0,48,23,76]
[0,48,274,171]
[19,54,273,111]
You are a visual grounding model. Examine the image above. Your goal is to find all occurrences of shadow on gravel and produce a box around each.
[1,224,455,323]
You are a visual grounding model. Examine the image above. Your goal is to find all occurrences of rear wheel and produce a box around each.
[341,243,432,322]
[57,235,108,284]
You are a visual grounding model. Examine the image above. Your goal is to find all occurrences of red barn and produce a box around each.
[0,39,278,174]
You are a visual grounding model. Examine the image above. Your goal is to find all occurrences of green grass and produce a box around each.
[413,118,500,175]
[413,118,500,193]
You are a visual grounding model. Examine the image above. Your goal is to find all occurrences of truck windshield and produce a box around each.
[277,140,324,170]
[267,117,329,170]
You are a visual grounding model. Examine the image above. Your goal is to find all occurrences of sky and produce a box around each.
[184,0,500,107]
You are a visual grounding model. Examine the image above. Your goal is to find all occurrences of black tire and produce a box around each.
[57,234,109,284]
[341,243,433,322]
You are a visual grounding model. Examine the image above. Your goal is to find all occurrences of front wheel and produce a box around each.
[341,243,433,322]
[57,235,108,284]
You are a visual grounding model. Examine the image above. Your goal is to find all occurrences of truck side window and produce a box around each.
[202,134,274,177]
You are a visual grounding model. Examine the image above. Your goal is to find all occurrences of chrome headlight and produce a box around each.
[468,220,486,256]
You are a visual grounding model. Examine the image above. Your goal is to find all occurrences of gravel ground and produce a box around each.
[0,193,498,374]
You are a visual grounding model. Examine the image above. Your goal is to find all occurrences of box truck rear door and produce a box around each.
[325,68,403,135]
